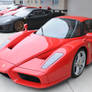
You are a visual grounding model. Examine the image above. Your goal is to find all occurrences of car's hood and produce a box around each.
[0,34,67,65]
[3,11,16,16]
[0,9,8,14]
[0,15,20,24]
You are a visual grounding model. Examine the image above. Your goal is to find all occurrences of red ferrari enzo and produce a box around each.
[0,16,92,88]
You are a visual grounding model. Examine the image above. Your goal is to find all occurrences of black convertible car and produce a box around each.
[0,7,66,32]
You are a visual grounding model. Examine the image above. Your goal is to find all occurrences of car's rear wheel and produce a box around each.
[14,21,24,32]
[72,49,86,78]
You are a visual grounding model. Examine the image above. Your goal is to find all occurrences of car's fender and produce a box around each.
[43,39,90,85]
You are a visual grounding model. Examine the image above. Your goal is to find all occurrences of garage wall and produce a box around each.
[14,0,67,10]
[40,0,67,10]
[67,0,92,18]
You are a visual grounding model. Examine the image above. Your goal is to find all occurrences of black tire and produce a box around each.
[14,21,24,32]
[71,48,87,78]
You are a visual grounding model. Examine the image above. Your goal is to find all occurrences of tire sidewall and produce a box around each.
[14,20,24,32]
[71,48,87,78]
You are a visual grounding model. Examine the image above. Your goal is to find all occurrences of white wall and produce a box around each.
[67,0,92,18]
[41,0,67,10]
[14,0,20,4]
[14,0,67,9]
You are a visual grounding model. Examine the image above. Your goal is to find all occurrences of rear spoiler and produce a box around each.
[50,9,67,13]
[39,6,67,13]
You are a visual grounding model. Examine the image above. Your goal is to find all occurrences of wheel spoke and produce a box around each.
[79,65,84,74]
[75,66,80,75]
[78,53,81,60]
[15,21,24,31]
[73,50,86,76]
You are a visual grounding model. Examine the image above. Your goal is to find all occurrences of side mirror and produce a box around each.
[24,24,28,32]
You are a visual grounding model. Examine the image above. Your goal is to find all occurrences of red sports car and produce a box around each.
[0,5,23,16]
[3,6,37,16]
[0,16,92,88]
[3,7,27,16]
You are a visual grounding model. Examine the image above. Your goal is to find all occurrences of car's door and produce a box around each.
[85,20,92,59]
[73,21,92,62]
[26,9,52,30]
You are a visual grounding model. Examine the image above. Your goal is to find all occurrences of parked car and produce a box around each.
[0,5,8,11]
[3,7,27,16]
[0,8,65,32]
[0,3,14,11]
[0,16,92,88]
[0,5,23,16]
[3,6,37,16]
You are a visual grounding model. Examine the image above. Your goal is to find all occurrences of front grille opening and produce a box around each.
[18,73,40,83]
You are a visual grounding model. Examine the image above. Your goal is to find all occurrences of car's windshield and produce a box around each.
[14,9,33,17]
[36,18,77,39]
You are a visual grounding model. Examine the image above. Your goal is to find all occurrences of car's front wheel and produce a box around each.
[72,49,87,78]
[14,21,24,32]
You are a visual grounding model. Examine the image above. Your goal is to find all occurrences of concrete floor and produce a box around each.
[0,33,92,92]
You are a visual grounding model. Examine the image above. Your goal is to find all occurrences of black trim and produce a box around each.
[0,73,10,78]
[18,73,40,83]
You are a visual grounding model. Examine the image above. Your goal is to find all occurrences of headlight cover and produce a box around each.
[42,53,64,69]
[0,39,10,49]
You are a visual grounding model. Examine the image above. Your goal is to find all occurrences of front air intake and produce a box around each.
[18,73,40,83]
[1,73,10,78]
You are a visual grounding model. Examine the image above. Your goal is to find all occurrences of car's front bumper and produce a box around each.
[0,58,49,88]
[8,67,49,88]
[0,23,14,33]
[0,57,70,88]
[0,58,14,73]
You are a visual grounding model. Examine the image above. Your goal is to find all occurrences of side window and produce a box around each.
[42,10,51,15]
[30,10,51,18]
[72,23,82,37]
[72,22,88,38]
[81,22,88,35]
[31,10,44,16]
[85,20,92,32]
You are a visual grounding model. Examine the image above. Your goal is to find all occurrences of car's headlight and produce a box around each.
[42,53,64,69]
[0,39,10,49]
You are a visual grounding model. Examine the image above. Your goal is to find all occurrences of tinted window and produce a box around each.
[85,20,92,32]
[36,18,77,39]
[42,10,51,15]
[31,10,43,16]
[72,22,81,37]
[71,22,88,38]
[81,22,88,35]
